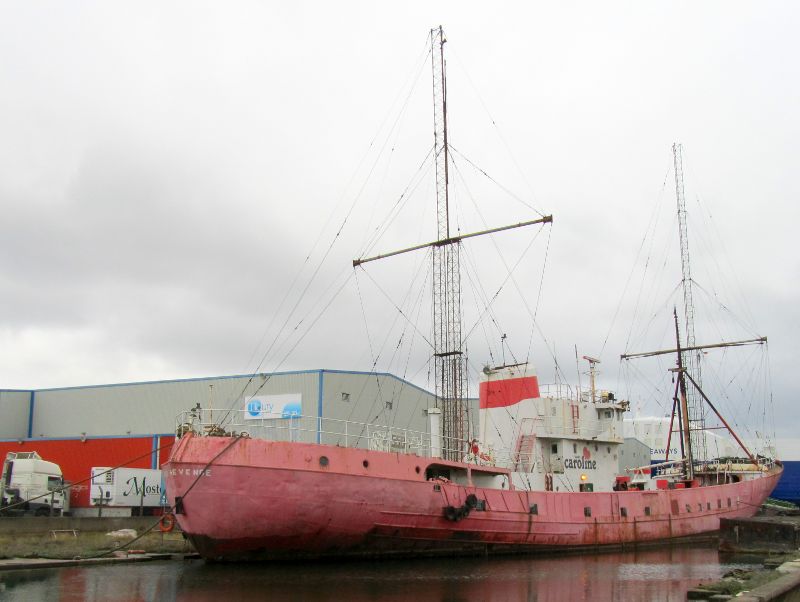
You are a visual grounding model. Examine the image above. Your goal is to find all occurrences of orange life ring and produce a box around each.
[159,513,176,533]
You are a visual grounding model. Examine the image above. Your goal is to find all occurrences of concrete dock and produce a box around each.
[720,515,800,554]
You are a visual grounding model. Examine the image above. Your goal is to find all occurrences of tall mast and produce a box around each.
[353,27,553,460]
[673,142,706,462]
[430,26,467,456]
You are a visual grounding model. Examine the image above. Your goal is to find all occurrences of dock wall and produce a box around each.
[0,516,170,535]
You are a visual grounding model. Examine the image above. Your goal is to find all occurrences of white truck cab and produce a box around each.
[1,451,69,516]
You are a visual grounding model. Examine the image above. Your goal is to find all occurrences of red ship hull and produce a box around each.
[164,433,782,561]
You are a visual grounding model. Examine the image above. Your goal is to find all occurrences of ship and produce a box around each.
[164,27,781,561]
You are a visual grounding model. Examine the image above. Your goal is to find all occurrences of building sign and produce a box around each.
[244,394,302,420]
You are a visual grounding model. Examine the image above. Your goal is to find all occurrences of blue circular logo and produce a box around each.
[246,399,262,417]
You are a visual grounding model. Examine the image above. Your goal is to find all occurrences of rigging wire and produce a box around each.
[391,264,432,428]
[348,252,431,433]
[354,260,435,351]
[352,270,390,426]
[681,146,759,334]
[447,154,549,352]
[219,269,357,427]
[449,145,544,217]
[602,166,671,363]
[692,280,763,341]
[448,46,546,217]
[360,147,435,259]
[220,35,434,421]
[525,224,553,366]
[461,228,544,344]
[359,41,435,252]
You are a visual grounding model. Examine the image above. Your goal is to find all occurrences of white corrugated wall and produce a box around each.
[0,390,31,438]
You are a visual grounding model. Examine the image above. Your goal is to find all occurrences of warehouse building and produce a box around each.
[0,369,440,512]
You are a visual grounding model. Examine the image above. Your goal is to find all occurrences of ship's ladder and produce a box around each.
[514,432,536,472]
[513,418,536,472]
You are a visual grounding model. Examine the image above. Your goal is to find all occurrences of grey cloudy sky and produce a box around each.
[2,3,798,452]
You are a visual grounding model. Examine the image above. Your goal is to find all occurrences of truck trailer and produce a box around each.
[90,467,165,516]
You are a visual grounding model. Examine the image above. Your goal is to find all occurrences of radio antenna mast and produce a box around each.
[673,142,706,462]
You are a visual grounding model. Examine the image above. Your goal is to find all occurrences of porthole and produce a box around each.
[362,460,369,468]
[319,456,329,467]
[415,466,421,474]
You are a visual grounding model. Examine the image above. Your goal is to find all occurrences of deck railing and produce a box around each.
[174,408,536,471]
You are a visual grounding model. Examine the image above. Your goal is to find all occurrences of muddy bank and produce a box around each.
[0,525,193,561]
[0,516,166,536]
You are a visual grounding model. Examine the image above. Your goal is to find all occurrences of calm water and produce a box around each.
[0,543,758,602]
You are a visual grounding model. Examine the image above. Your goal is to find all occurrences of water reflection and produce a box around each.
[0,543,757,602]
